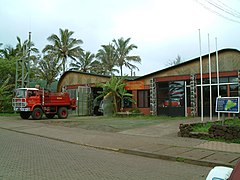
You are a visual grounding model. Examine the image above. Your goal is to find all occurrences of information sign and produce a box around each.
[215,97,239,113]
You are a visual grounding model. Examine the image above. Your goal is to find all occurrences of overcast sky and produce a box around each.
[0,0,240,76]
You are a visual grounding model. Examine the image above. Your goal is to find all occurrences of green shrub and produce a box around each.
[0,99,13,113]
[192,119,240,133]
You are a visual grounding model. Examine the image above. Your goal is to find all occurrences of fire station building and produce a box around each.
[57,48,240,117]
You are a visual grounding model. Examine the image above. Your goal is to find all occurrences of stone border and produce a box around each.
[209,124,240,140]
[178,122,240,140]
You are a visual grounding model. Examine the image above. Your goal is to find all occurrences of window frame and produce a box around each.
[137,90,150,108]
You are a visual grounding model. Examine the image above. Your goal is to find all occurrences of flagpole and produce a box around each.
[208,34,212,120]
[199,29,204,122]
[215,37,220,120]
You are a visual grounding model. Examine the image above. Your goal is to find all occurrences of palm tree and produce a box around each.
[0,45,17,60]
[112,37,141,76]
[117,85,135,111]
[14,36,40,87]
[42,28,83,73]
[96,44,119,75]
[0,43,3,58]
[70,51,96,72]
[36,55,62,90]
[89,60,105,75]
[97,76,133,114]
[15,36,39,60]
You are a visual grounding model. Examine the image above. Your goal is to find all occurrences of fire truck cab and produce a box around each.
[12,88,76,120]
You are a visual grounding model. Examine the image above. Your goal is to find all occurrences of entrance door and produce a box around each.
[66,88,78,115]
[157,81,185,116]
[77,86,92,116]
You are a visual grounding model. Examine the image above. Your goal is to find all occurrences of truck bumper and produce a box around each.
[14,107,31,112]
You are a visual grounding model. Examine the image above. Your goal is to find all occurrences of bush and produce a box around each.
[0,99,13,113]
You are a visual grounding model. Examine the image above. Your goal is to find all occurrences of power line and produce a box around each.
[206,0,240,18]
[215,0,240,17]
[195,0,240,23]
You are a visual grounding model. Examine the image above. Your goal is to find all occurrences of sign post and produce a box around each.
[215,97,239,125]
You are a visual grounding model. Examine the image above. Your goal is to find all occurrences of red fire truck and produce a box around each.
[12,87,76,120]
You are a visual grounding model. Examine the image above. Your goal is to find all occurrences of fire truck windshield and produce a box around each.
[16,89,27,98]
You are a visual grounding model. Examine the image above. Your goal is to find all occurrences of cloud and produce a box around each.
[0,0,239,76]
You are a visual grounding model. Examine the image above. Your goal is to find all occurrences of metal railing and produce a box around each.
[12,98,27,108]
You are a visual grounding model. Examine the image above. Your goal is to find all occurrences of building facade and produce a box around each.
[57,48,240,117]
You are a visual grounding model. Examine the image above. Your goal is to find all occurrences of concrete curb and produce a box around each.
[119,149,234,168]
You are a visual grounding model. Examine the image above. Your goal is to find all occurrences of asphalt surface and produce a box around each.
[0,116,239,169]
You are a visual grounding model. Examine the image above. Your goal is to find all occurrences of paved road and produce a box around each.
[0,128,211,180]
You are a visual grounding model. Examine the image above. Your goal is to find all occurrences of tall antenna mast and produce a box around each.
[15,32,31,88]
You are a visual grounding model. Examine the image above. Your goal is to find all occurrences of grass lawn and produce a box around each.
[40,115,188,133]
[192,119,240,133]
[191,119,240,144]
[0,113,18,116]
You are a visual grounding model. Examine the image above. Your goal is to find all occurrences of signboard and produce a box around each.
[215,97,239,113]
[125,80,144,90]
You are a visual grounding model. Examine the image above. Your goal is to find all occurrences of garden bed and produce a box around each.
[178,119,240,142]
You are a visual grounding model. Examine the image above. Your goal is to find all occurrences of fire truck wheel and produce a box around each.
[20,112,31,119]
[58,107,68,119]
[32,107,43,120]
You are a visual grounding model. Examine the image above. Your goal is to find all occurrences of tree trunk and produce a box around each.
[120,66,123,76]
[120,98,124,112]
[63,57,67,73]
[113,95,118,114]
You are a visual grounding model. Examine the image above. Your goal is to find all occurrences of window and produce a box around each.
[229,77,238,83]
[137,90,150,108]
[157,82,168,107]
[16,89,27,98]
[230,85,238,96]
[168,81,184,107]
[219,77,228,83]
[157,81,184,107]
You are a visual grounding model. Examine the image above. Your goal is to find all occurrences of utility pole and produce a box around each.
[15,32,31,88]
